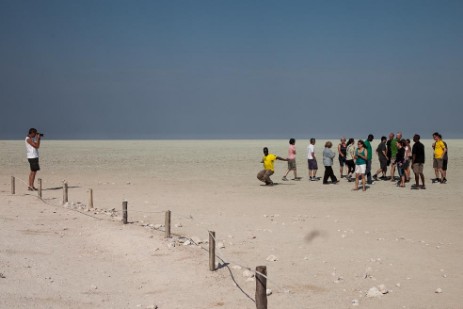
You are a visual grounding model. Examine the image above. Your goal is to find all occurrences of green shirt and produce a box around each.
[364,140,373,160]
[390,138,398,158]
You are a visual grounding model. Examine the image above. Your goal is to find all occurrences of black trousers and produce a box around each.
[323,166,338,184]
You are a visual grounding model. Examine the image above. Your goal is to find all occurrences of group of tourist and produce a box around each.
[257,132,448,191]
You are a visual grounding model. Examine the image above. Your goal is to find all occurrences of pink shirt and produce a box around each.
[288,144,296,160]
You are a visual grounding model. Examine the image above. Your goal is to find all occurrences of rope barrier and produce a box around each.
[10,176,103,221]
[7,175,286,298]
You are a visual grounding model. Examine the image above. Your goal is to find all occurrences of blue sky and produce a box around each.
[1,0,462,139]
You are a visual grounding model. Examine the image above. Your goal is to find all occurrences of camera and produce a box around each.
[38,133,44,137]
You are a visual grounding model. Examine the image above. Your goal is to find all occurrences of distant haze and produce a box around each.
[1,1,462,139]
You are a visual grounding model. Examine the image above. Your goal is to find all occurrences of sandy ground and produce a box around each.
[1,139,463,308]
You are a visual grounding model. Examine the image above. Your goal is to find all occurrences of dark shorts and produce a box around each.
[380,158,388,171]
[308,159,318,170]
[28,158,40,172]
[403,160,410,169]
[338,156,346,167]
[443,160,448,171]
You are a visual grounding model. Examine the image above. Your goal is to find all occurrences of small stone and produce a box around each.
[266,288,272,296]
[175,223,183,228]
[378,284,388,294]
[246,277,256,282]
[396,283,401,288]
[167,242,176,248]
[153,224,163,229]
[366,287,382,298]
[243,270,254,278]
[145,305,158,309]
[266,255,278,262]
[183,240,192,246]
[217,242,225,249]
[364,266,373,279]
[90,284,98,290]
[352,299,359,306]
[232,265,242,270]
[435,288,443,294]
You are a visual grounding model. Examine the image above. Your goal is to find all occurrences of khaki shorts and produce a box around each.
[433,158,443,169]
[412,163,424,174]
[287,159,297,170]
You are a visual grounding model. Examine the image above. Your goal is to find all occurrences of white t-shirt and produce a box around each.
[307,144,315,160]
[25,136,39,159]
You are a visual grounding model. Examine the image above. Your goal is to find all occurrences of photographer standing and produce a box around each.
[25,128,42,191]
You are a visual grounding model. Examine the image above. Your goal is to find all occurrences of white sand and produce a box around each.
[1,139,462,308]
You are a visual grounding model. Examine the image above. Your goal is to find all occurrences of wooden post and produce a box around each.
[256,266,268,309]
[209,231,216,271]
[38,178,42,198]
[62,181,68,205]
[165,210,171,238]
[122,201,128,224]
[88,189,94,210]
[11,176,15,194]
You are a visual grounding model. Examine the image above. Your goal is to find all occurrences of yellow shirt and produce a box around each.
[262,154,277,171]
[434,140,446,159]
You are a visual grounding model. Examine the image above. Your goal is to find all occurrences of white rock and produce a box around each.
[352,299,359,306]
[232,265,242,270]
[364,266,373,279]
[90,284,98,290]
[167,242,176,248]
[266,288,272,296]
[396,283,401,288]
[266,255,278,262]
[435,288,443,293]
[246,277,255,282]
[175,223,183,228]
[153,224,163,229]
[145,305,158,309]
[217,242,225,249]
[183,240,192,246]
[378,284,389,294]
[366,287,382,298]
[243,270,254,278]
